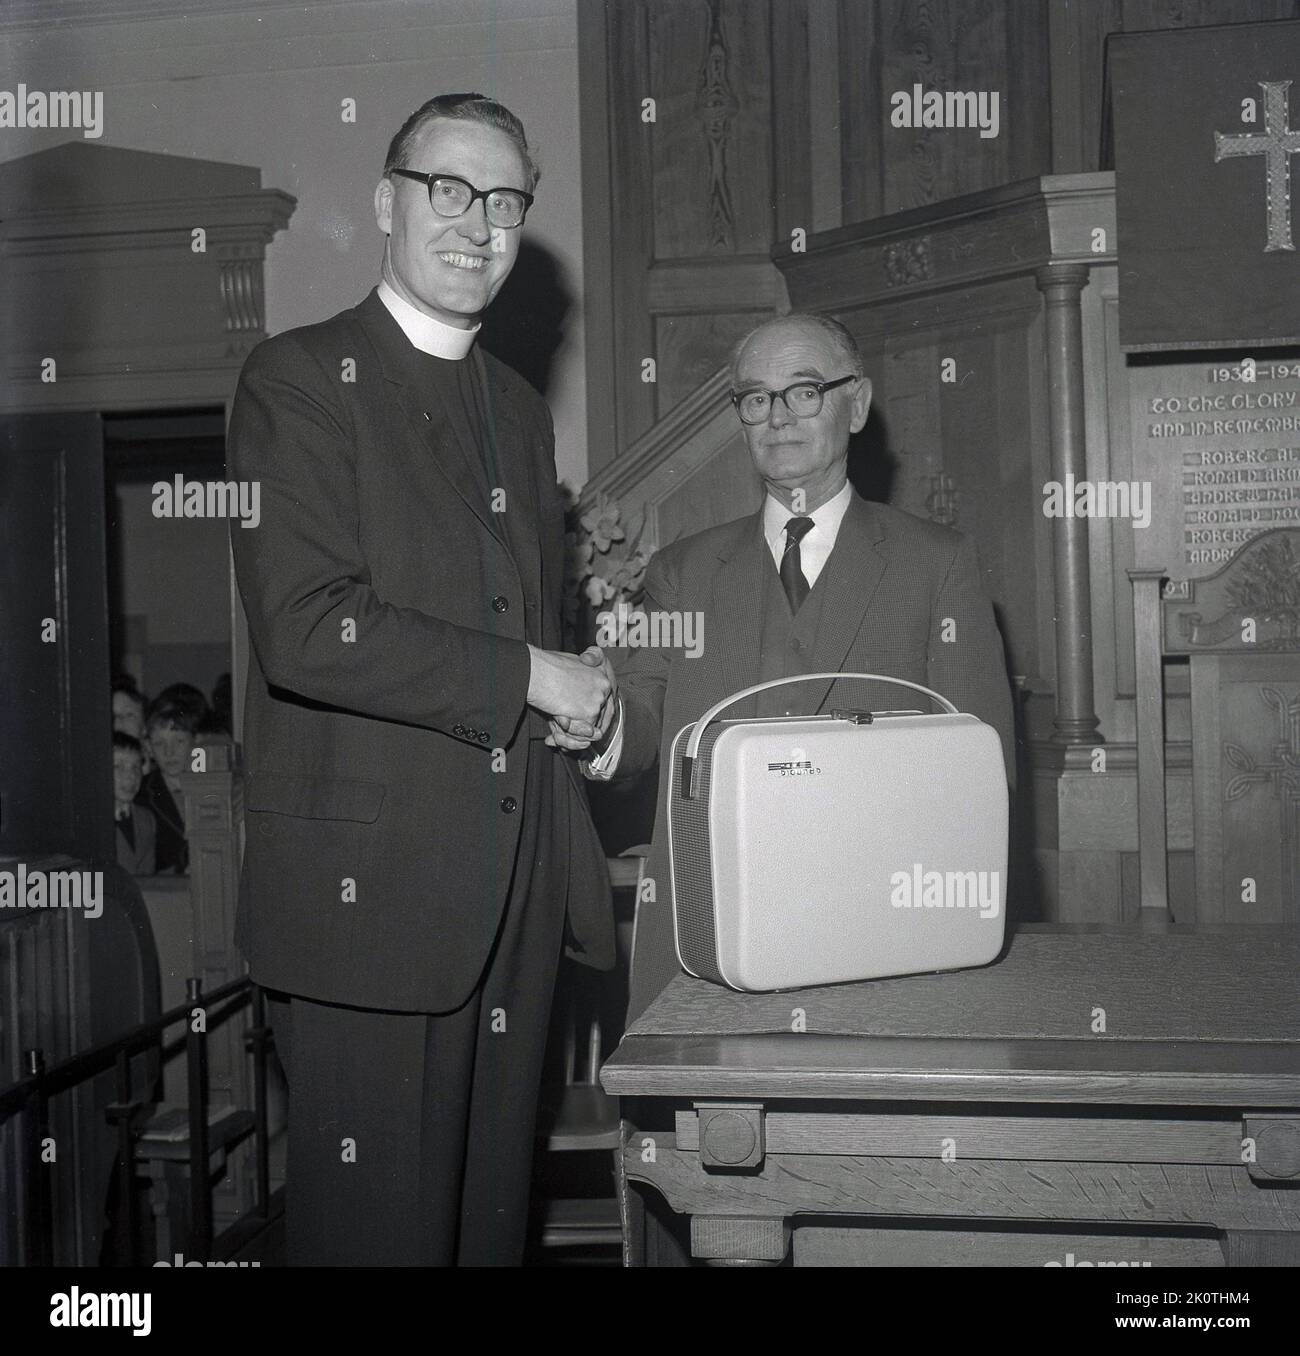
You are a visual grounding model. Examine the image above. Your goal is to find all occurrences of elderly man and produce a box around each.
[573,313,1015,1022]
[229,93,614,1265]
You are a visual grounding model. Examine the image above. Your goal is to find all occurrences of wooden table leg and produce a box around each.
[691,1215,790,1266]
[1223,1229,1300,1266]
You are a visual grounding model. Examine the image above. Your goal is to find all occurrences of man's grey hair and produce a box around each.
[383,92,540,192]
[728,313,864,387]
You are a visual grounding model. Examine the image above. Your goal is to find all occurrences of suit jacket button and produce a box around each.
[500,797,517,813]
[492,595,509,613]
[478,732,490,744]
[453,724,465,735]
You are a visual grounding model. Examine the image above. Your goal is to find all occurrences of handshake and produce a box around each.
[526,644,619,753]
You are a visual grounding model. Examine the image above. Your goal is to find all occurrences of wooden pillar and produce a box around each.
[177,747,251,1224]
[1035,263,1101,746]
[1128,567,1169,915]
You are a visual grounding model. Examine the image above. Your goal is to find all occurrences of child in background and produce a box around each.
[113,731,157,875]
[154,682,209,731]
[141,697,197,873]
[111,675,153,776]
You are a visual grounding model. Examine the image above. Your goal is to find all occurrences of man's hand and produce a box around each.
[541,647,618,751]
[527,644,612,732]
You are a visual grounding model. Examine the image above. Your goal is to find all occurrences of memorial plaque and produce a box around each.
[1128,350,1300,576]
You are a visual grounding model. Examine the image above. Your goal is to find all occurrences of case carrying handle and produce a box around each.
[680,672,959,798]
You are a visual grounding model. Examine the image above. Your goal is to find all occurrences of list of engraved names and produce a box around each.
[1143,360,1300,565]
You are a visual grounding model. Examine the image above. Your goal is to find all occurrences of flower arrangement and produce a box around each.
[562,490,652,650]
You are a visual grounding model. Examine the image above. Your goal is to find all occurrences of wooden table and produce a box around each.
[599,926,1300,1266]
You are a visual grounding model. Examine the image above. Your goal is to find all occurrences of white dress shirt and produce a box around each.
[761,479,852,589]
[584,480,854,780]
[377,278,480,359]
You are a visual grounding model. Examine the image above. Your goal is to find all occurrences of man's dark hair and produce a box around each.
[382,92,539,192]
[146,697,201,737]
[113,730,144,758]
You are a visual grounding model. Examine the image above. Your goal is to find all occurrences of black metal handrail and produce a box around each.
[0,975,279,1266]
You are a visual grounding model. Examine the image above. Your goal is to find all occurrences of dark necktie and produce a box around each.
[780,516,815,613]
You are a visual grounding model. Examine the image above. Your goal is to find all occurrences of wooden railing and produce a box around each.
[577,366,759,554]
[0,974,279,1266]
[0,858,161,1265]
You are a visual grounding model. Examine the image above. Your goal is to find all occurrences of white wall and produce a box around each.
[0,0,590,486]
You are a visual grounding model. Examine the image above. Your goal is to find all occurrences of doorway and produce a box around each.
[104,408,231,732]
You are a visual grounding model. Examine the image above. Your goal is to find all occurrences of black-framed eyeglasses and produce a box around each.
[731,374,857,425]
[388,169,534,228]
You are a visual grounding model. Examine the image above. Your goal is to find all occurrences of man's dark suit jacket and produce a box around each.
[228,288,613,1014]
[612,490,1016,1022]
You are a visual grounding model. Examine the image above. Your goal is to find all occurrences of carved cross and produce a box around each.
[1214,80,1300,252]
[1223,686,1300,804]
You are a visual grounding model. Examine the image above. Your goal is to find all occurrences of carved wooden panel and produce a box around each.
[1159,529,1300,925]
[650,0,775,258]
[839,0,1051,220]
[839,275,1048,690]
[1189,656,1300,925]
[592,0,805,449]
[653,310,755,416]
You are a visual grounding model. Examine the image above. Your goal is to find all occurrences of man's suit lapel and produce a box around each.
[356,289,509,550]
[474,347,543,607]
[805,492,888,711]
[711,514,771,703]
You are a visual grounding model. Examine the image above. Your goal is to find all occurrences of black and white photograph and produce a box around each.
[0,0,1297,1317]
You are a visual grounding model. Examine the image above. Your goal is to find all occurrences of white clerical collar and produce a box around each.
[377,279,480,360]
[763,479,853,547]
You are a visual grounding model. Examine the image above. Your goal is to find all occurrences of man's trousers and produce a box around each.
[266,743,567,1266]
